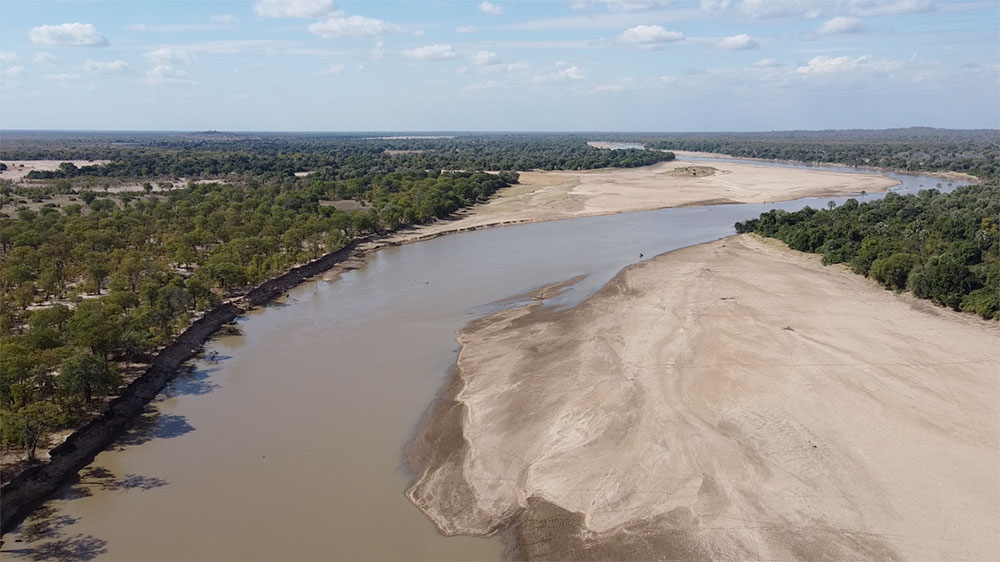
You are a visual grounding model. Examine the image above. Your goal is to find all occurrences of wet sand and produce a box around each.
[408,234,1000,561]
[389,159,898,243]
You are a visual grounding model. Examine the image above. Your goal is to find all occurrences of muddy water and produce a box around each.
[2,165,968,561]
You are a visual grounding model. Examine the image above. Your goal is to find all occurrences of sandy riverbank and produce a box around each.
[407,234,1000,561]
[388,158,898,243]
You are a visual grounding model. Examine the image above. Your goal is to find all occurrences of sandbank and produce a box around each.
[408,234,999,561]
[389,159,898,243]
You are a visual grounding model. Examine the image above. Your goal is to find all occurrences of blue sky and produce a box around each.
[0,0,997,131]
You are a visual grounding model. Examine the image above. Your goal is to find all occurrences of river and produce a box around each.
[0,159,967,561]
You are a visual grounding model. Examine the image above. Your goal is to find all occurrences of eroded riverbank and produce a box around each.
[408,234,1000,561]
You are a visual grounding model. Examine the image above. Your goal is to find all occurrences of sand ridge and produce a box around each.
[388,158,899,244]
[407,234,1000,561]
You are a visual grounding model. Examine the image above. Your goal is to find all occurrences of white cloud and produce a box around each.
[479,2,504,15]
[320,63,345,74]
[657,74,678,85]
[718,34,758,50]
[594,76,636,93]
[144,47,194,65]
[44,73,80,81]
[535,65,585,82]
[795,54,899,77]
[129,16,239,32]
[253,0,333,18]
[738,0,935,18]
[818,16,867,34]
[850,0,934,16]
[371,40,386,59]
[145,64,193,85]
[29,23,108,47]
[753,57,778,67]
[4,66,26,79]
[404,44,458,61]
[472,50,501,65]
[455,25,477,33]
[0,51,16,63]
[84,59,129,73]
[309,13,401,39]
[600,0,673,10]
[464,80,497,92]
[619,25,684,48]
[699,0,731,11]
[33,52,57,65]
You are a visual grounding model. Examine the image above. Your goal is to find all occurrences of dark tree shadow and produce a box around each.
[114,408,195,448]
[16,506,79,542]
[161,366,221,398]
[79,466,168,492]
[4,534,108,561]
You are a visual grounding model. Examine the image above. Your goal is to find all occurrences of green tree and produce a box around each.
[67,300,122,359]
[57,352,119,403]
[1,401,62,460]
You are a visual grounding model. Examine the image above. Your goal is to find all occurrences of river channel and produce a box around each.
[1,159,966,561]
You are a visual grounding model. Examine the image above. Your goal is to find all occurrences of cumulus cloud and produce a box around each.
[718,34,758,50]
[403,44,458,61]
[4,66,26,79]
[212,14,238,24]
[371,40,386,59]
[594,77,636,93]
[144,47,194,65]
[599,0,673,10]
[253,0,333,18]
[464,80,497,92]
[619,25,684,48]
[309,13,401,39]
[0,51,17,63]
[44,73,80,81]
[535,65,585,82]
[738,0,935,18]
[145,64,193,84]
[795,54,899,77]
[850,0,934,16]
[33,52,57,65]
[320,63,345,74]
[29,23,108,47]
[472,50,501,65]
[84,60,129,73]
[455,25,477,33]
[479,2,504,15]
[699,0,731,11]
[753,57,778,67]
[817,16,867,34]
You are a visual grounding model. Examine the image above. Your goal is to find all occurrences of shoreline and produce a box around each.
[406,234,999,560]
[0,157,965,536]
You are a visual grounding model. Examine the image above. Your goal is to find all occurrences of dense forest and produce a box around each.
[2,133,674,180]
[735,181,1000,319]
[642,128,999,178]
[0,167,517,458]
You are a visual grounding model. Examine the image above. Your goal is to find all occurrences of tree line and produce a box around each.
[735,181,999,319]
[0,168,516,458]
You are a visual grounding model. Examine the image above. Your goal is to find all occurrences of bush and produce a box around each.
[870,253,919,291]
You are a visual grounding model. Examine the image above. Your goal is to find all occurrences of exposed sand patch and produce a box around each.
[0,160,110,182]
[389,160,898,244]
[408,234,999,561]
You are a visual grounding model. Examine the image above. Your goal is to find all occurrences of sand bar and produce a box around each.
[390,159,898,243]
[408,234,999,560]
[0,160,111,182]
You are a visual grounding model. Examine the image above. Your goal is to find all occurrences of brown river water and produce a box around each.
[1,164,963,561]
